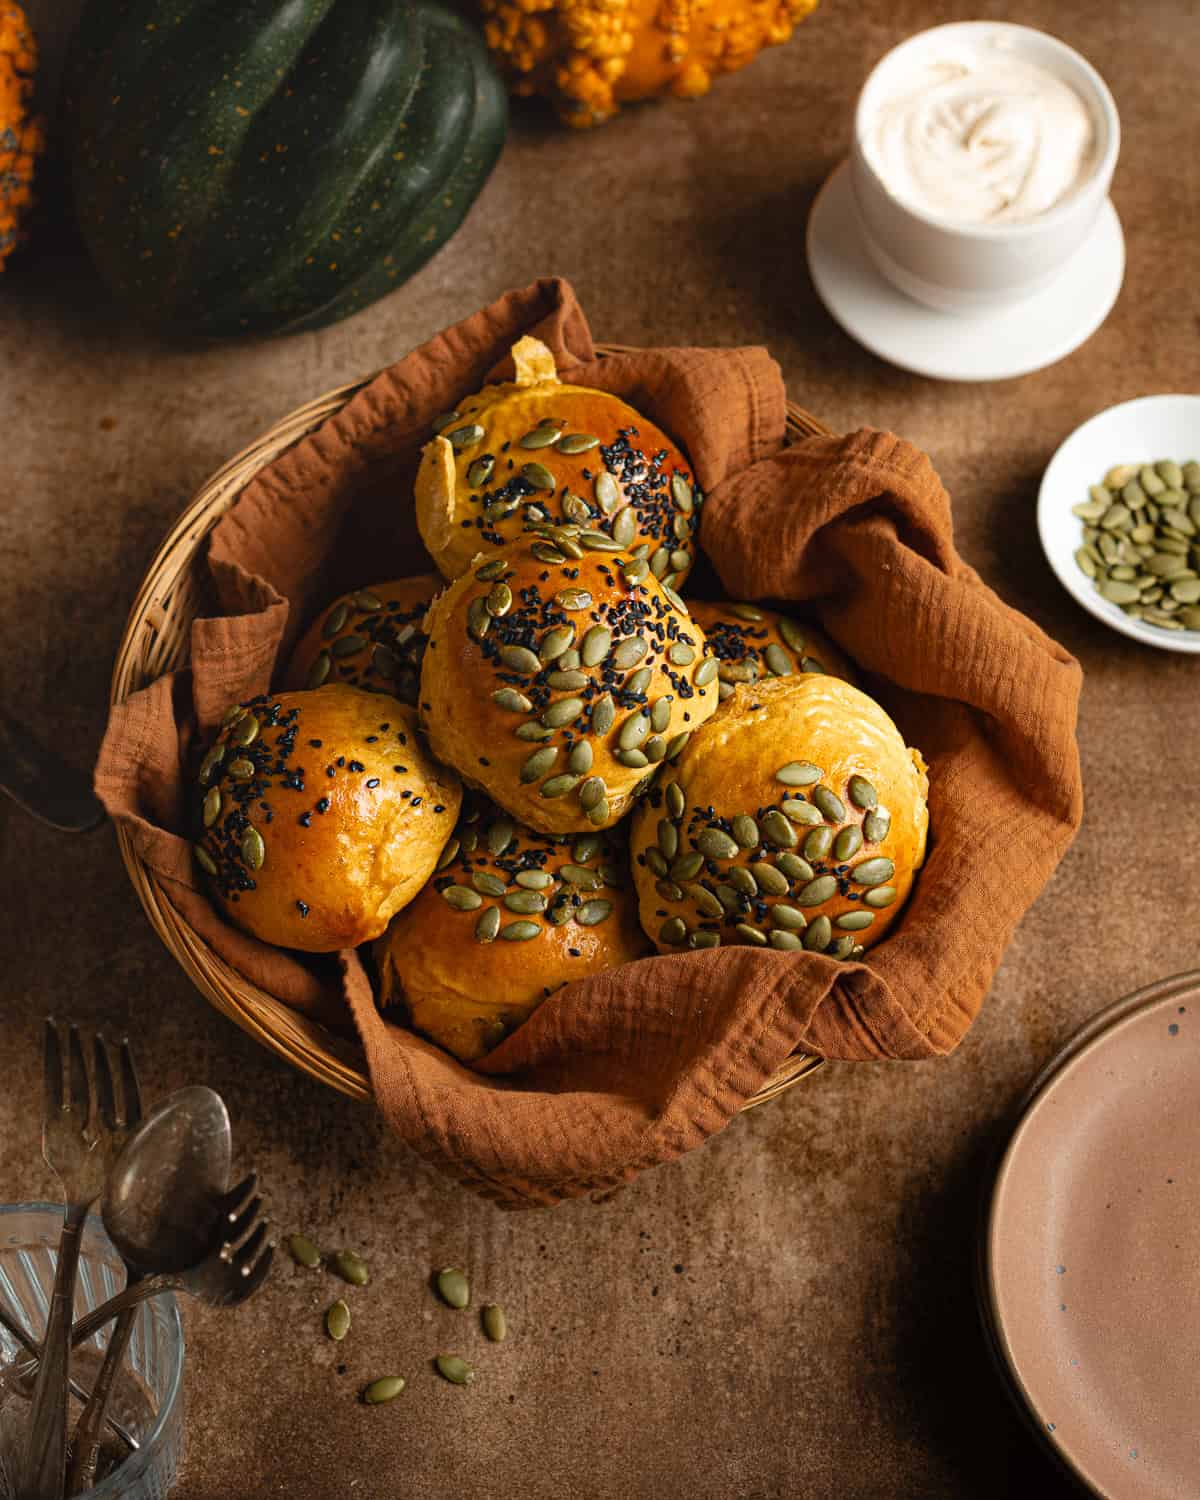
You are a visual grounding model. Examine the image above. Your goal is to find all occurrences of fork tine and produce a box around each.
[93,1034,118,1132]
[219,1171,258,1219]
[67,1023,92,1126]
[43,1017,63,1119]
[239,1243,274,1298]
[118,1037,143,1130]
[224,1195,265,1247]
[231,1219,270,1273]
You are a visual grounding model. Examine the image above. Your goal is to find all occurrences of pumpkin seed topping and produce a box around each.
[434,1355,475,1386]
[848,775,878,809]
[730,604,764,621]
[467,455,495,488]
[776,762,823,786]
[763,643,792,677]
[202,786,222,828]
[665,781,685,820]
[771,904,808,932]
[556,588,593,611]
[694,656,719,688]
[579,776,607,810]
[769,930,804,952]
[731,814,760,848]
[796,875,838,906]
[475,906,501,943]
[228,757,254,781]
[568,741,594,774]
[685,884,724,919]
[363,1377,406,1405]
[657,820,680,859]
[557,432,600,454]
[241,827,265,871]
[521,462,556,490]
[864,885,898,909]
[540,773,581,798]
[781,799,822,826]
[812,786,847,822]
[852,857,895,887]
[467,598,492,643]
[804,826,834,861]
[696,827,740,860]
[618,712,649,750]
[591,694,616,735]
[581,625,612,667]
[779,618,807,653]
[863,807,891,843]
[802,916,833,952]
[833,826,863,861]
[776,853,814,883]
[671,851,704,882]
[671,475,695,513]
[760,810,798,848]
[326,1299,351,1342]
[442,885,482,911]
[837,910,875,931]
[626,666,653,697]
[193,844,217,877]
[499,920,541,942]
[307,651,332,687]
[486,583,513,618]
[448,423,484,450]
[519,425,563,449]
[577,899,613,926]
[613,507,638,548]
[492,687,532,713]
[611,636,648,670]
[727,867,757,896]
[500,645,541,675]
[750,862,789,896]
[595,472,620,511]
[540,624,576,662]
[543,696,586,728]
[614,748,648,769]
[659,917,688,946]
[520,746,558,783]
[735,924,768,947]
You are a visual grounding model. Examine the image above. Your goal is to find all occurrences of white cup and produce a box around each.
[850,22,1120,314]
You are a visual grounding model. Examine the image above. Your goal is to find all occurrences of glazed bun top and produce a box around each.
[415,336,701,589]
[192,685,461,953]
[374,801,649,1063]
[629,674,929,960]
[687,599,858,702]
[285,574,439,706]
[418,535,719,835]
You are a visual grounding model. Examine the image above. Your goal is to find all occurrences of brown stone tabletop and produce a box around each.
[2,1,1197,1495]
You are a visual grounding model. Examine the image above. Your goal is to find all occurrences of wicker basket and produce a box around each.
[110,346,831,1108]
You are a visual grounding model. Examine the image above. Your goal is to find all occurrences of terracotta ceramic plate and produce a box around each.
[983,973,1200,1497]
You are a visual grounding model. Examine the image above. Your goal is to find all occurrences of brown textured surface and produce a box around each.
[2,0,1198,1494]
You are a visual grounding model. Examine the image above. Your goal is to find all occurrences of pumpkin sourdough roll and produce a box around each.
[415,335,701,588]
[192,686,461,953]
[419,535,719,834]
[375,800,648,1063]
[630,675,929,958]
[688,600,858,700]
[285,574,439,706]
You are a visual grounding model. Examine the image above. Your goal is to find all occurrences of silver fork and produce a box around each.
[65,1042,144,1495]
[14,1023,133,1500]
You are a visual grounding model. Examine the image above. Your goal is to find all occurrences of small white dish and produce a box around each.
[1037,394,1200,653]
[805,160,1125,382]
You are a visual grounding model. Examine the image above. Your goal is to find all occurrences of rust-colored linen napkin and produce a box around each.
[96,277,1082,1208]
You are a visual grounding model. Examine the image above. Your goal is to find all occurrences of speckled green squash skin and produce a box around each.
[63,0,508,339]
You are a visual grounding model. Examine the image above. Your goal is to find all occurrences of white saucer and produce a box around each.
[806,161,1126,383]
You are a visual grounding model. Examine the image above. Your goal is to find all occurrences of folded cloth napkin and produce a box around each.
[96,277,1083,1207]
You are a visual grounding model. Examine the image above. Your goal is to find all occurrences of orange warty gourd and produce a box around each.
[0,2,43,268]
[481,0,818,127]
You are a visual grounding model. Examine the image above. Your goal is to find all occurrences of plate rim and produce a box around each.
[1036,394,1200,654]
[978,970,1200,1498]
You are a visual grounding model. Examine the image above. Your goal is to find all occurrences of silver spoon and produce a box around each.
[66,1087,231,1493]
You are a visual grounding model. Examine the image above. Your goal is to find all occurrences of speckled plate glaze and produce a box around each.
[983,973,1200,1498]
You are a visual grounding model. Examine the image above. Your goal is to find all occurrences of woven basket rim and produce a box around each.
[110,345,831,1108]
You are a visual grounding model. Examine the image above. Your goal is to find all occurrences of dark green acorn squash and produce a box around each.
[64,0,508,338]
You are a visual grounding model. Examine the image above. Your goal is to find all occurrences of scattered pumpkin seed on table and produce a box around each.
[362,1376,406,1405]
[333,1249,370,1286]
[435,1354,475,1385]
[481,1303,507,1342]
[435,1266,470,1309]
[287,1233,321,1269]
[325,1299,351,1341]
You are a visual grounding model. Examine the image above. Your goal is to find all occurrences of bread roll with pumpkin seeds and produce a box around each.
[688,600,858,700]
[418,536,719,834]
[192,685,461,953]
[285,574,439,705]
[415,335,701,587]
[629,675,928,958]
[375,800,649,1063]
